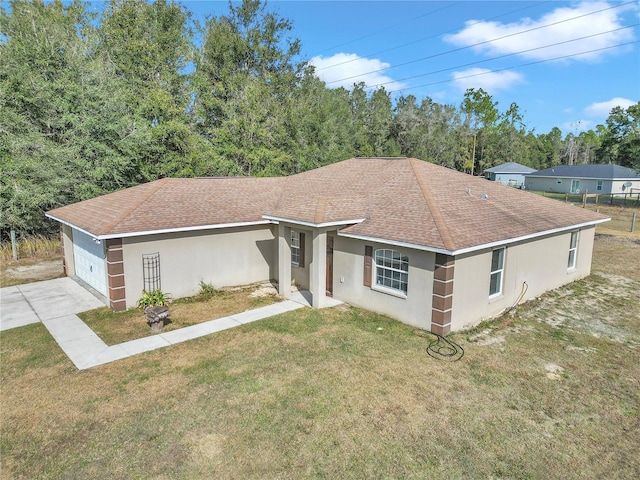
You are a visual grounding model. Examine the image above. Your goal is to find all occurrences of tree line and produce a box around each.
[1,0,638,239]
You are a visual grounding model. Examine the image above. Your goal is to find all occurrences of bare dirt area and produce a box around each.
[0,256,64,287]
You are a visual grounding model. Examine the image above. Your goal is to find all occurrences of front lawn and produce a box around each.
[1,235,639,479]
[78,283,281,345]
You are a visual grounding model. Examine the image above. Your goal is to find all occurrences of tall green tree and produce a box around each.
[461,88,499,174]
[193,0,306,176]
[0,0,100,237]
[97,0,198,180]
[597,103,640,169]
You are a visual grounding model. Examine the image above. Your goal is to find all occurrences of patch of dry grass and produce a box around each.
[79,284,282,345]
[0,236,61,263]
[1,235,639,479]
[592,233,640,281]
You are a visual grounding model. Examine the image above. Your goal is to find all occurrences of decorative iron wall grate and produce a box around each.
[142,252,161,292]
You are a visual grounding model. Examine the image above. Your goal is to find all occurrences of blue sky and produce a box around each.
[144,1,640,135]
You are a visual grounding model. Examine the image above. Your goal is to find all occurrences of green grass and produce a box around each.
[79,284,281,345]
[1,236,639,479]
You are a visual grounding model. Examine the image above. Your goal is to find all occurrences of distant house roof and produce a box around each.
[526,164,640,180]
[47,158,608,255]
[484,162,536,174]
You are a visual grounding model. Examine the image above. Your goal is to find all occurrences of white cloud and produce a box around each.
[584,97,636,116]
[444,1,635,62]
[451,68,524,92]
[310,53,406,91]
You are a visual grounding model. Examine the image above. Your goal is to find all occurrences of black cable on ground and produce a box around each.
[415,330,464,362]
[427,334,464,362]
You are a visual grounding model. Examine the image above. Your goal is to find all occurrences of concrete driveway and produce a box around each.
[0,277,106,331]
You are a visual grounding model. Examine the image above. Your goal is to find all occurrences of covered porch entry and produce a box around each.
[275,223,341,309]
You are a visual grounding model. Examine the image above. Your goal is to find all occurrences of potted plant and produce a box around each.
[137,289,171,331]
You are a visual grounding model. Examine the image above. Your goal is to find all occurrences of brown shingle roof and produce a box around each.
[46,177,284,237]
[46,157,608,253]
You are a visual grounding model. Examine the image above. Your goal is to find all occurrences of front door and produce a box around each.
[571,179,580,193]
[326,235,334,297]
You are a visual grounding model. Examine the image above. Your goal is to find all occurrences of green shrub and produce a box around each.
[136,289,170,309]
[197,280,220,299]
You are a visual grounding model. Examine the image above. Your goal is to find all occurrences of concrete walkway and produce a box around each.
[43,300,305,370]
[1,278,340,370]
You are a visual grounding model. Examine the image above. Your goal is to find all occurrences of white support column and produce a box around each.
[277,224,291,299]
[310,229,327,308]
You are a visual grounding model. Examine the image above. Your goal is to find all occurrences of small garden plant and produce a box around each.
[136,289,170,309]
[197,280,220,300]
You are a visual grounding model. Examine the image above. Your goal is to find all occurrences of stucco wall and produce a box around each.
[61,224,75,276]
[451,227,595,331]
[332,236,434,330]
[489,173,527,187]
[291,228,311,290]
[121,225,275,308]
[612,180,638,194]
[525,177,615,194]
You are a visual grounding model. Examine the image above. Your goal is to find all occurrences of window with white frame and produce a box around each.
[291,230,301,266]
[489,248,505,297]
[596,180,603,191]
[567,231,578,269]
[374,249,408,294]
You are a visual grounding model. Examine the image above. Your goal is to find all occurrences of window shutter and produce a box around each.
[364,246,373,287]
[299,232,305,268]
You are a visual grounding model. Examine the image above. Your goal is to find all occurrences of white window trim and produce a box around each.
[291,230,300,266]
[567,231,579,270]
[371,283,408,299]
[489,248,505,298]
[596,180,603,191]
[374,248,409,295]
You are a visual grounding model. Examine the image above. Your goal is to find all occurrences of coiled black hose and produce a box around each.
[426,333,464,362]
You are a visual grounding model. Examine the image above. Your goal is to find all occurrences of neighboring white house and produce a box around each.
[46,157,608,336]
[483,162,536,188]
[524,164,640,194]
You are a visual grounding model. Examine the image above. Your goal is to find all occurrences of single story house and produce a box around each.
[483,162,536,187]
[46,157,608,335]
[524,164,640,194]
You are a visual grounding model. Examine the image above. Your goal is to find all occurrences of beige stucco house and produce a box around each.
[46,157,609,335]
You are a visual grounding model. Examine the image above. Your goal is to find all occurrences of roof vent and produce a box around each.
[466,188,472,195]
[481,194,489,200]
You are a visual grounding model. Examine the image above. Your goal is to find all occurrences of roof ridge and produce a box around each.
[100,178,171,235]
[409,158,457,251]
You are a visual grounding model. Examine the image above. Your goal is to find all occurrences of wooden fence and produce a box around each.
[536,191,639,233]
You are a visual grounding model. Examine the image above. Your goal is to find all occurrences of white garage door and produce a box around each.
[72,229,107,296]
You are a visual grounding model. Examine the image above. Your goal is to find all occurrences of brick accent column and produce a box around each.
[106,239,126,311]
[431,253,454,336]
